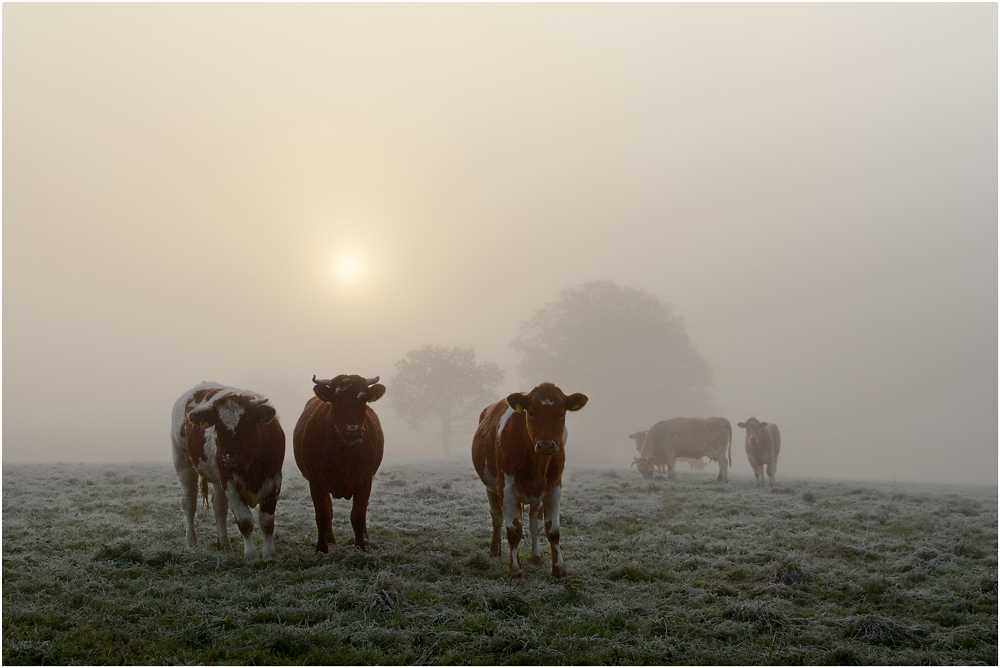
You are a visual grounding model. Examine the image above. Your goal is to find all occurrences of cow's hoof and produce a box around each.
[531,556,543,567]
[315,543,329,554]
[489,549,501,559]
[508,571,523,579]
[552,566,567,578]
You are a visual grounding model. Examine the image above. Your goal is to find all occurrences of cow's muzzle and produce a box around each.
[534,440,559,456]
[336,424,364,445]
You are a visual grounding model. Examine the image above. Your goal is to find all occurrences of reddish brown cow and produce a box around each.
[471,382,588,578]
[293,374,386,552]
[737,418,781,487]
[171,382,285,561]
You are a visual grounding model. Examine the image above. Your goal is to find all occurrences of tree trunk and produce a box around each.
[440,410,451,456]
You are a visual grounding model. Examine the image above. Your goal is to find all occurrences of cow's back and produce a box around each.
[293,396,384,497]
[643,417,731,462]
[766,423,781,459]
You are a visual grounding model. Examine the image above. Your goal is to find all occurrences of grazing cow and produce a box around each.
[631,417,731,482]
[293,374,386,553]
[472,382,588,578]
[171,382,285,561]
[737,418,781,486]
[629,431,706,472]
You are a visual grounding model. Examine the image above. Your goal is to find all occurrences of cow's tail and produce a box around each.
[199,475,210,516]
[727,422,732,467]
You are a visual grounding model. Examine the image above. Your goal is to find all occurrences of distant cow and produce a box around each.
[632,417,731,481]
[472,383,588,578]
[629,431,706,472]
[171,382,285,561]
[737,418,781,486]
[293,374,386,552]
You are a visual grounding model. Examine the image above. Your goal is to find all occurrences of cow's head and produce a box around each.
[312,374,386,446]
[737,418,769,447]
[628,431,647,452]
[505,382,587,457]
[632,456,655,479]
[188,393,277,471]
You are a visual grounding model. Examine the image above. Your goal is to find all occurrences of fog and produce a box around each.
[4,4,996,485]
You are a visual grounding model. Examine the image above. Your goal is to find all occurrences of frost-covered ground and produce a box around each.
[3,460,996,665]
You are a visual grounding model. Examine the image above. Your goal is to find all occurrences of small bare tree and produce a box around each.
[389,345,505,455]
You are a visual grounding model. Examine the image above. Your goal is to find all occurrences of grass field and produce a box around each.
[3,459,996,665]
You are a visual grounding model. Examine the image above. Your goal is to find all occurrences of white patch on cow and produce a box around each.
[234,473,280,509]
[226,483,259,561]
[482,467,498,492]
[334,386,345,393]
[216,398,245,433]
[503,475,519,529]
[497,406,514,443]
[194,427,222,485]
[540,399,554,406]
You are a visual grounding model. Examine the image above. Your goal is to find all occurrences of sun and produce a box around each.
[327,249,366,287]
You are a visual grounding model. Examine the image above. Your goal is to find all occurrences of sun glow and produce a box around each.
[328,249,366,287]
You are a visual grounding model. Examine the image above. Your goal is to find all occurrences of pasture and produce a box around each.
[3,460,996,665]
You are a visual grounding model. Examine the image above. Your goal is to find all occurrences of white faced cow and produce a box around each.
[471,382,588,578]
[171,383,285,561]
[632,417,731,482]
[737,418,781,487]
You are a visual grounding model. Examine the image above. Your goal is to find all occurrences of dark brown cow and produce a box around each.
[472,382,588,578]
[171,382,285,561]
[631,417,732,481]
[737,418,781,486]
[293,374,386,552]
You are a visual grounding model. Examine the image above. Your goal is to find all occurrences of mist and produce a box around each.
[3,4,996,485]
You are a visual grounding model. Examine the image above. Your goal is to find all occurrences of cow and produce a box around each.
[170,382,285,561]
[471,382,588,578]
[293,374,386,553]
[631,417,732,482]
[737,418,781,486]
[629,430,706,472]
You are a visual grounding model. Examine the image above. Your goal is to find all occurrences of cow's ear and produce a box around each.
[506,393,529,413]
[188,407,215,429]
[254,405,277,424]
[760,422,768,428]
[367,384,386,403]
[737,422,745,429]
[565,393,588,412]
[314,384,335,402]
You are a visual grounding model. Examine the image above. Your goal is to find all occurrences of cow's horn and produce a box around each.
[312,375,333,386]
[365,376,380,386]
[248,396,269,407]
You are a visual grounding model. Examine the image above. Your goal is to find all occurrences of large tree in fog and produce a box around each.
[511,281,713,447]
[390,345,505,455]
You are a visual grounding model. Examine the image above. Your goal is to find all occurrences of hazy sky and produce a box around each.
[4,4,996,485]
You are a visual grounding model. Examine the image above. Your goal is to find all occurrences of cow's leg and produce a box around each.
[175,463,200,548]
[225,485,259,561]
[211,483,232,552]
[529,503,543,567]
[752,464,763,485]
[717,457,729,483]
[350,480,372,551]
[501,474,524,578]
[309,483,334,553]
[766,460,776,487]
[258,479,280,562]
[486,489,503,558]
[666,458,677,480]
[543,486,566,577]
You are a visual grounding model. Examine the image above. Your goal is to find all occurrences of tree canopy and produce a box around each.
[511,280,713,451]
[389,345,504,455]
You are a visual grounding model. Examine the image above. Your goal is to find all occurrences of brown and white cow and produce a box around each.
[293,374,386,553]
[631,417,732,482]
[171,382,285,561]
[628,430,706,473]
[471,382,588,578]
[737,418,781,487]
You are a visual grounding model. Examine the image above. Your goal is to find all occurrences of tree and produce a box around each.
[389,345,505,455]
[511,280,713,452]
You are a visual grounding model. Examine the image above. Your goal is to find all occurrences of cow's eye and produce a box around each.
[198,420,211,429]
[258,415,269,423]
